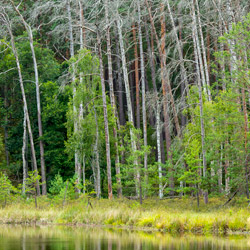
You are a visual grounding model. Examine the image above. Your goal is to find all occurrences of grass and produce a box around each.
[0,196,250,234]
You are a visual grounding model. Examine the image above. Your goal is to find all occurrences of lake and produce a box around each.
[0,225,249,249]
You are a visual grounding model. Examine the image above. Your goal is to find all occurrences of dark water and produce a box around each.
[0,226,250,250]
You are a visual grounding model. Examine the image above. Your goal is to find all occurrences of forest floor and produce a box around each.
[0,196,250,234]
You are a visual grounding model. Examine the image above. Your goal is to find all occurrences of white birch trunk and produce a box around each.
[191,0,207,99]
[97,31,113,199]
[10,1,47,195]
[6,17,40,195]
[93,106,101,198]
[195,0,211,101]
[137,0,148,190]
[22,106,27,195]
[156,99,163,199]
[67,0,81,187]
[192,6,208,204]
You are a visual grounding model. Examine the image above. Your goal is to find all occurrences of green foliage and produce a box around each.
[25,171,42,196]
[49,173,64,196]
[0,173,15,206]
[119,125,151,197]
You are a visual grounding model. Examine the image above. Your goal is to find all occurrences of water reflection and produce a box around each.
[0,225,249,249]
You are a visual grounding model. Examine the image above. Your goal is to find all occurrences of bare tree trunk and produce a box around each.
[194,0,211,101]
[82,154,85,195]
[137,0,148,193]
[227,0,237,75]
[79,1,86,49]
[22,106,27,195]
[117,17,140,197]
[6,16,40,195]
[132,24,140,129]
[165,0,189,96]
[10,2,47,195]
[192,6,208,204]
[191,0,208,99]
[160,3,175,194]
[156,99,163,199]
[97,30,113,200]
[145,20,166,166]
[115,36,126,126]
[145,24,157,92]
[104,0,122,197]
[145,0,180,137]
[4,85,9,166]
[67,0,81,190]
[218,144,223,193]
[93,106,101,198]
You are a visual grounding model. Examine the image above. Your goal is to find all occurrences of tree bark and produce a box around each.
[22,106,27,195]
[132,24,140,130]
[93,105,101,198]
[115,35,126,126]
[97,30,113,200]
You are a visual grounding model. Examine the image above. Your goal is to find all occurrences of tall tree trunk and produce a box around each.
[97,30,113,200]
[192,5,208,204]
[145,0,181,137]
[104,0,122,197]
[132,24,140,129]
[165,0,189,96]
[191,0,208,99]
[160,3,174,194]
[226,0,237,76]
[82,154,85,195]
[6,17,40,195]
[79,1,86,49]
[145,19,166,165]
[10,1,47,195]
[145,24,157,92]
[116,17,140,198]
[115,36,126,126]
[156,98,163,199]
[67,0,81,188]
[137,0,148,193]
[22,106,27,195]
[4,84,9,166]
[195,0,211,101]
[93,106,101,198]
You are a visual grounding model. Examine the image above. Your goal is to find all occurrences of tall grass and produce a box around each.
[0,196,250,234]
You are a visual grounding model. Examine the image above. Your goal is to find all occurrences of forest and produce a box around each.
[0,0,250,208]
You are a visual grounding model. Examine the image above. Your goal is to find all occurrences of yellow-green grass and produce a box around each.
[0,197,250,234]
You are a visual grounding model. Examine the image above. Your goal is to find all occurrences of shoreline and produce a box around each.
[1,198,250,235]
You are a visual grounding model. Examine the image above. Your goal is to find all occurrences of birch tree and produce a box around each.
[10,0,47,195]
